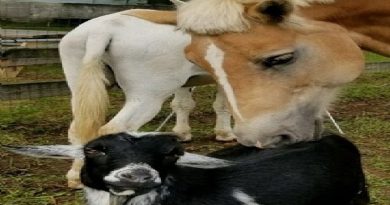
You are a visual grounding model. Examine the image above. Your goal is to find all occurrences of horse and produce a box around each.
[300,0,390,57]
[61,0,363,188]
[141,0,390,151]
[174,0,390,55]
[59,9,236,189]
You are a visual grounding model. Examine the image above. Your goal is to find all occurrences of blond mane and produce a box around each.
[176,0,256,34]
[175,0,335,34]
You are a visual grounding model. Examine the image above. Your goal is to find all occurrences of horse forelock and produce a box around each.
[177,0,252,34]
[176,0,335,34]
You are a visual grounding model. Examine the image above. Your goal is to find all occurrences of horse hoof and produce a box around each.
[68,179,84,189]
[67,160,84,189]
[215,133,237,142]
[177,133,192,142]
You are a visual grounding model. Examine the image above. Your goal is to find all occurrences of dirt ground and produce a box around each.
[0,70,389,204]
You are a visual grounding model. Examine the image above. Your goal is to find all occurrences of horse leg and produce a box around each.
[61,32,115,188]
[99,94,166,135]
[66,120,85,189]
[213,86,237,141]
[171,87,195,142]
[61,43,87,189]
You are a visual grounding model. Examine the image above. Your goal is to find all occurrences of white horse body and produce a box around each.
[62,12,195,139]
[60,12,235,187]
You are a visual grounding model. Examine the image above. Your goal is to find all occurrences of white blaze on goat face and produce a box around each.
[104,163,161,184]
[104,163,161,196]
[204,43,244,120]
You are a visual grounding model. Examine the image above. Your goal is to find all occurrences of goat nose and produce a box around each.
[141,175,153,181]
[131,168,154,182]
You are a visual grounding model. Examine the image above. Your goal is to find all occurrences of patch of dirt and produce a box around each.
[1,122,68,137]
[333,99,390,120]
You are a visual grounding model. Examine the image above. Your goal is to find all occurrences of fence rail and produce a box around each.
[0,62,389,101]
[0,0,173,22]
[1,29,67,39]
[8,0,148,5]
[365,62,390,71]
[0,80,69,100]
[0,58,60,67]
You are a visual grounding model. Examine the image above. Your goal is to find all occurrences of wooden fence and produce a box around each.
[0,0,174,78]
[0,62,389,101]
[1,0,389,101]
[0,0,173,22]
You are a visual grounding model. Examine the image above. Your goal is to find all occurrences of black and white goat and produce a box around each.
[3,132,369,205]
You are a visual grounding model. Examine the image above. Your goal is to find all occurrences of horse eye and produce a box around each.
[261,52,296,68]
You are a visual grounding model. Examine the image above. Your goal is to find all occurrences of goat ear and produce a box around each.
[1,144,84,159]
[247,0,293,24]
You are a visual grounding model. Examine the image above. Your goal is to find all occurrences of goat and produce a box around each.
[3,132,369,205]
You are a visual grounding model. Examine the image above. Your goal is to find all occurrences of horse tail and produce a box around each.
[73,34,111,144]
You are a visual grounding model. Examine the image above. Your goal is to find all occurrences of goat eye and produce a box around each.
[85,147,106,157]
[260,52,296,68]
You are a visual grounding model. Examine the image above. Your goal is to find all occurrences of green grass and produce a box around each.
[1,64,64,83]
[1,9,388,205]
[0,70,389,204]
[365,52,390,63]
[340,71,390,101]
[18,64,64,81]
[332,70,390,204]
[0,96,71,126]
[0,175,79,205]
[0,170,84,205]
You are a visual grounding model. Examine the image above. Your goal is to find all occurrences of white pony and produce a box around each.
[60,11,235,188]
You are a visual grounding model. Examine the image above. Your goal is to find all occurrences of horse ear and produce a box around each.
[247,0,293,24]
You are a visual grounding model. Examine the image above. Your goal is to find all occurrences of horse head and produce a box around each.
[184,2,364,147]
